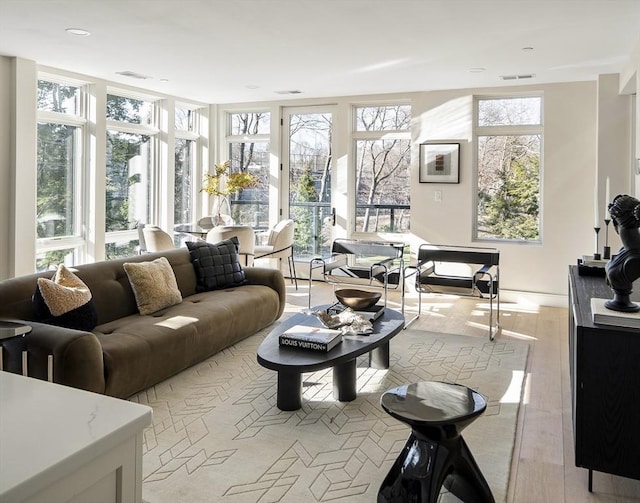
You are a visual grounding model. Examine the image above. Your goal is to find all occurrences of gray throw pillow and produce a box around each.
[186,237,247,292]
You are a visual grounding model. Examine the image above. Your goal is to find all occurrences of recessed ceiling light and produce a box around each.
[65,28,90,36]
[159,78,169,83]
[245,84,260,90]
[274,90,303,95]
[469,67,486,73]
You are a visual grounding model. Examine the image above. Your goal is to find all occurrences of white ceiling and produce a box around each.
[1,0,639,104]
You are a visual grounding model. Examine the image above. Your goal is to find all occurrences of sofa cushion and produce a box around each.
[123,257,182,315]
[33,264,98,331]
[94,283,281,398]
[186,237,247,292]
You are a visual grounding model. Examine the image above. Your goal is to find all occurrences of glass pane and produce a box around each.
[175,107,193,131]
[36,248,76,272]
[105,240,139,260]
[228,142,270,228]
[355,139,411,233]
[106,131,152,231]
[106,94,153,124]
[477,134,541,240]
[478,97,541,126]
[230,112,270,135]
[356,105,411,131]
[174,138,194,226]
[37,123,78,238]
[37,81,79,114]
[288,113,332,257]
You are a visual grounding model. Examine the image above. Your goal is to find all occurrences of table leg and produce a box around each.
[333,359,357,402]
[277,371,302,411]
[378,433,494,503]
[369,341,390,369]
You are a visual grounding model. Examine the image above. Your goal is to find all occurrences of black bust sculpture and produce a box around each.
[605,194,640,312]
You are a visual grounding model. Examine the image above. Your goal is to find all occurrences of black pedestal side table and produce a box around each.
[378,381,494,503]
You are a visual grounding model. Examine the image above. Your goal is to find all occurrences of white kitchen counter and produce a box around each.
[0,372,152,503]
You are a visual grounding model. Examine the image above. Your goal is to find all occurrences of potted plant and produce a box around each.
[201,160,259,225]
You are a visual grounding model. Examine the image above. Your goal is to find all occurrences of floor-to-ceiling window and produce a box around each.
[474,95,543,242]
[283,107,334,257]
[225,111,270,228]
[35,77,87,271]
[105,92,159,258]
[174,105,201,227]
[353,104,411,233]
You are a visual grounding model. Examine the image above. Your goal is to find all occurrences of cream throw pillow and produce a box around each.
[36,264,92,316]
[123,257,182,315]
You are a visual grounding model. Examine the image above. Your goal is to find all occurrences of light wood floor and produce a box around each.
[282,280,640,502]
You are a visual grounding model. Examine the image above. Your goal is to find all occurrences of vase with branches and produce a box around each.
[201,160,259,225]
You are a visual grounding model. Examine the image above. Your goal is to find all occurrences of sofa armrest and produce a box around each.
[1,321,105,394]
[243,267,286,319]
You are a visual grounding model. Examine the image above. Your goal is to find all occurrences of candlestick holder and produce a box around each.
[593,227,601,260]
[603,219,611,260]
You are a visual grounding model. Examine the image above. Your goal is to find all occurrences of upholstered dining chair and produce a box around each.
[254,219,298,289]
[142,225,175,252]
[206,225,255,267]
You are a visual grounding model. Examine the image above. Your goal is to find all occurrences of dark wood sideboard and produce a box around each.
[568,265,640,491]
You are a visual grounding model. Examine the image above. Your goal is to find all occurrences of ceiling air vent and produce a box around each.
[116,71,152,80]
[274,90,303,95]
[500,74,536,81]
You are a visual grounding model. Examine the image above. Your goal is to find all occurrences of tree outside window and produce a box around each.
[354,105,411,233]
[105,94,156,259]
[475,96,542,241]
[227,112,270,228]
[36,80,84,271]
[174,138,195,226]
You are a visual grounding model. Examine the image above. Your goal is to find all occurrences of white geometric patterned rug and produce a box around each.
[132,324,529,503]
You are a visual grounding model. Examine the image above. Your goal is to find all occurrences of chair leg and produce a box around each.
[289,250,298,290]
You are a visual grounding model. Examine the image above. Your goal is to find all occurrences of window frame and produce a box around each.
[104,90,161,256]
[174,103,202,226]
[224,110,271,228]
[351,102,412,236]
[473,94,544,243]
[35,77,88,269]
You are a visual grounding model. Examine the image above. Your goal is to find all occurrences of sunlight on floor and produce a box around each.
[500,370,526,404]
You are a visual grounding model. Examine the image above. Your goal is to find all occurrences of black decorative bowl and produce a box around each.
[335,289,381,310]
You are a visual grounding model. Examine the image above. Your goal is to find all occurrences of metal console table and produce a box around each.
[308,238,408,311]
[405,244,500,339]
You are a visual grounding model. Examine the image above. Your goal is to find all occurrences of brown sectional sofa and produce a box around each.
[0,248,285,398]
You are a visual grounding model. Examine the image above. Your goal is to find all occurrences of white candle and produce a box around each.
[605,177,610,218]
[595,183,599,228]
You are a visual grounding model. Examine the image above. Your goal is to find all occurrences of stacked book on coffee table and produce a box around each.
[279,325,342,352]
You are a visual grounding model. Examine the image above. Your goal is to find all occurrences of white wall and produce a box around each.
[620,37,640,196]
[0,57,10,280]
[596,74,631,253]
[410,82,605,302]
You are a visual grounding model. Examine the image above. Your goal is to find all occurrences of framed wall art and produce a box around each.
[419,142,460,183]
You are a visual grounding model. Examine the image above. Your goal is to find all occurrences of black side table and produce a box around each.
[378,381,494,503]
[0,321,32,374]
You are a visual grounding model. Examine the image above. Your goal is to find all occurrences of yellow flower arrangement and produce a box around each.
[202,160,259,221]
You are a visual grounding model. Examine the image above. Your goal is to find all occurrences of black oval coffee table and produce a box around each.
[257,306,404,411]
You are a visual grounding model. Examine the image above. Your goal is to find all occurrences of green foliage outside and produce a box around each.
[478,144,540,241]
[291,166,319,254]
